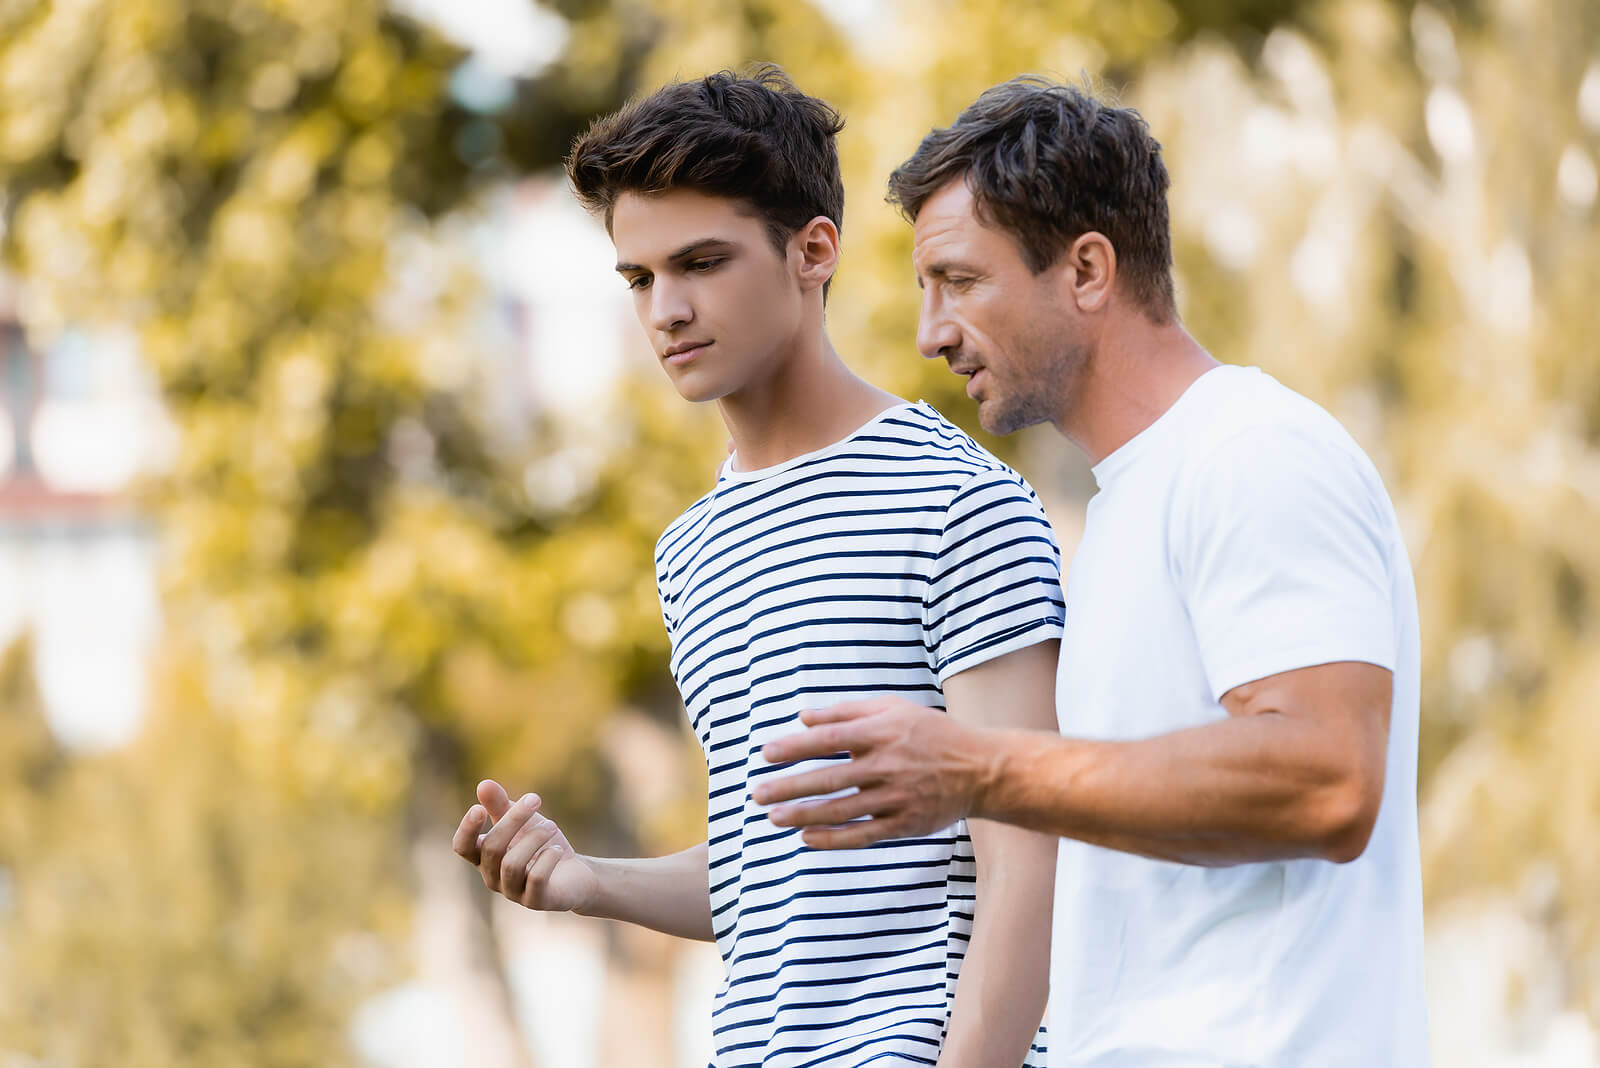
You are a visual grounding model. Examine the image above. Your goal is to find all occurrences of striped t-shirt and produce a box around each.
[655,402,1063,1068]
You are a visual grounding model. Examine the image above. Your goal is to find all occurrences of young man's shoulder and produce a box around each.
[652,402,1036,565]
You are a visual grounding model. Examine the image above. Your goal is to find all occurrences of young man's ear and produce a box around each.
[793,216,840,293]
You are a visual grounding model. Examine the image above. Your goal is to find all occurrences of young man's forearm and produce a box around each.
[577,841,715,942]
[937,817,1054,1068]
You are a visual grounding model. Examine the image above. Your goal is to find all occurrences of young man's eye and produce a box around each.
[626,274,651,290]
[687,258,723,273]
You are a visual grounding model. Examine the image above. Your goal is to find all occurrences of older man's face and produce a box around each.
[911,179,1087,435]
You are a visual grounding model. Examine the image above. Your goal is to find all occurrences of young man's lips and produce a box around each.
[664,342,712,364]
[964,368,986,398]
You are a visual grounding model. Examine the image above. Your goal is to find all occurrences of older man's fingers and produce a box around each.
[753,762,863,807]
[797,701,880,727]
[769,791,882,829]
[799,819,899,851]
[762,722,866,765]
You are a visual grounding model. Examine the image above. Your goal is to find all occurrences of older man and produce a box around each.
[756,77,1430,1066]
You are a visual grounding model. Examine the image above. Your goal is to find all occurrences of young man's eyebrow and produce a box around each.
[615,238,738,273]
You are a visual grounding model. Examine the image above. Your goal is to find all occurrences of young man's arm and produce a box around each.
[453,779,714,942]
[934,641,1058,1068]
[751,659,1390,865]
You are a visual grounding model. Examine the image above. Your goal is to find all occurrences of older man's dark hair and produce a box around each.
[888,77,1176,323]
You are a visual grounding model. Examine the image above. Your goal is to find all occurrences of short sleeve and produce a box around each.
[924,467,1065,683]
[1174,424,1397,701]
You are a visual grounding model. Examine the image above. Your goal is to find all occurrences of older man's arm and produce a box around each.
[754,659,1390,867]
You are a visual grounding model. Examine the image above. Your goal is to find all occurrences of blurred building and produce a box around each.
[0,274,164,749]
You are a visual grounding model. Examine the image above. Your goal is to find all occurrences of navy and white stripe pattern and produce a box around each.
[655,403,1063,1068]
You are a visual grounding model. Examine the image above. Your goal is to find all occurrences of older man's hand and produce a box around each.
[753,697,994,849]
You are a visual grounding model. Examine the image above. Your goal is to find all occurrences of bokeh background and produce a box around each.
[1,0,1597,1064]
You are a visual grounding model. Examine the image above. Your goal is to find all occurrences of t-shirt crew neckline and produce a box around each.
[1089,364,1242,489]
[720,401,920,483]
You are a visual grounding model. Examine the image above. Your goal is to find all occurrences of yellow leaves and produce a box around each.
[343,128,398,187]
[214,199,294,274]
[336,37,401,122]
[0,634,402,1065]
[0,0,96,162]
[439,642,619,818]
[259,139,321,203]
[0,636,61,857]
[290,24,344,80]
[563,591,621,650]
[1,0,1591,1050]
[195,105,255,164]
[0,105,59,164]
[249,61,301,112]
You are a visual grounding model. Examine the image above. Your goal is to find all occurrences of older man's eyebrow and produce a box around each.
[915,262,969,288]
[616,238,738,273]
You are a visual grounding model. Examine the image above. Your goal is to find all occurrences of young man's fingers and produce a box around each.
[477,779,513,820]
[501,808,553,853]
[502,824,560,901]
[478,799,539,880]
[452,805,488,862]
[521,844,565,909]
[501,818,560,879]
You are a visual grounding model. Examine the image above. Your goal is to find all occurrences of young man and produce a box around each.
[451,68,1061,1068]
[757,78,1432,1065]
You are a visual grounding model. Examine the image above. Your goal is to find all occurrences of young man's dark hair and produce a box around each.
[887,75,1176,322]
[566,64,845,268]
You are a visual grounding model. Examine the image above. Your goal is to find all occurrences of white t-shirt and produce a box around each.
[657,402,1062,1068]
[1050,366,1429,1066]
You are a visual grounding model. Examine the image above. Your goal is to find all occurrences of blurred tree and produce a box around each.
[0,0,711,1061]
[0,635,61,955]
[0,638,407,1065]
[3,0,1596,1059]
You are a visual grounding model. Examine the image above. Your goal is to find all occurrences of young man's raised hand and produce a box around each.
[452,779,599,913]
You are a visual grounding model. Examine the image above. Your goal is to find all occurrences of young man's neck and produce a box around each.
[1061,313,1219,467]
[718,330,900,473]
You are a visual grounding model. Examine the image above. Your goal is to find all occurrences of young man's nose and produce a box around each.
[649,279,693,332]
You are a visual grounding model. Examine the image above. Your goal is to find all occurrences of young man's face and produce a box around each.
[612,189,805,404]
[911,179,1087,435]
